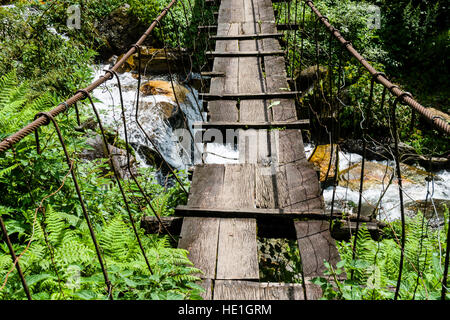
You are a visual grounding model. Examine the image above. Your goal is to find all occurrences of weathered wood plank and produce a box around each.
[178,217,220,279]
[213,280,323,300]
[210,33,283,40]
[284,161,324,211]
[199,278,213,300]
[214,164,259,280]
[208,23,239,122]
[295,220,341,278]
[187,164,225,207]
[176,205,328,219]
[193,119,309,129]
[255,164,277,208]
[200,91,301,100]
[216,218,259,280]
[206,50,285,57]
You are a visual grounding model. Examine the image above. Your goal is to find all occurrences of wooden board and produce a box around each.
[213,280,323,300]
[216,218,259,279]
[215,164,259,280]
[178,218,220,279]
[187,164,225,207]
[295,220,341,278]
[208,22,239,122]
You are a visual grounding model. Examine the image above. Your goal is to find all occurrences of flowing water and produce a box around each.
[90,65,449,222]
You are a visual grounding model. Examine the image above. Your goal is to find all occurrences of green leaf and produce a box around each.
[268,101,281,109]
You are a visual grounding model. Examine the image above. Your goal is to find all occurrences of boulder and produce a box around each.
[341,138,449,169]
[139,80,189,103]
[97,4,155,60]
[293,65,328,93]
[79,134,138,180]
[136,100,184,129]
[338,161,435,192]
[308,144,338,182]
[405,199,450,221]
[116,47,186,74]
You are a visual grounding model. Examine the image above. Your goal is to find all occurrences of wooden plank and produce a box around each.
[284,161,324,211]
[238,21,267,123]
[187,164,225,207]
[275,129,307,164]
[199,278,213,300]
[178,217,220,279]
[201,71,225,77]
[295,220,341,278]
[208,23,239,122]
[193,119,309,129]
[200,91,301,100]
[237,128,272,164]
[140,216,183,235]
[178,164,225,279]
[218,164,255,207]
[206,50,285,57]
[216,218,259,280]
[261,21,298,122]
[213,280,323,300]
[214,164,259,280]
[176,205,328,219]
[210,33,283,40]
[255,164,276,208]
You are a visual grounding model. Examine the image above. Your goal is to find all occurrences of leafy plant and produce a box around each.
[312,210,450,300]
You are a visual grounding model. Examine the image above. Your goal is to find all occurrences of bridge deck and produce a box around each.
[176,0,340,300]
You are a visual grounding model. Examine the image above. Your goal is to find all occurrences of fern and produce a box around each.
[0,70,54,139]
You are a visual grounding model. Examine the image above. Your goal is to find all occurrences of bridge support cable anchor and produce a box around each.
[33,111,114,299]
[102,69,177,243]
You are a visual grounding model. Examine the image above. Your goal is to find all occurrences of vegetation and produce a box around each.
[0,1,202,300]
[313,209,449,300]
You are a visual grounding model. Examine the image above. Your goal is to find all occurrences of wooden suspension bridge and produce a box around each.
[1,0,449,301]
[174,0,339,300]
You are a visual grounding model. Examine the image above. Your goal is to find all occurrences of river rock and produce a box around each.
[116,47,186,74]
[79,134,138,180]
[405,199,450,220]
[308,144,338,182]
[338,161,434,191]
[341,138,449,169]
[97,4,152,60]
[140,80,189,103]
[137,100,184,129]
[293,65,328,93]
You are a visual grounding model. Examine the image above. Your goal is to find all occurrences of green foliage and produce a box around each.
[0,3,96,97]
[258,238,303,283]
[0,70,57,139]
[313,210,450,300]
[0,137,197,300]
